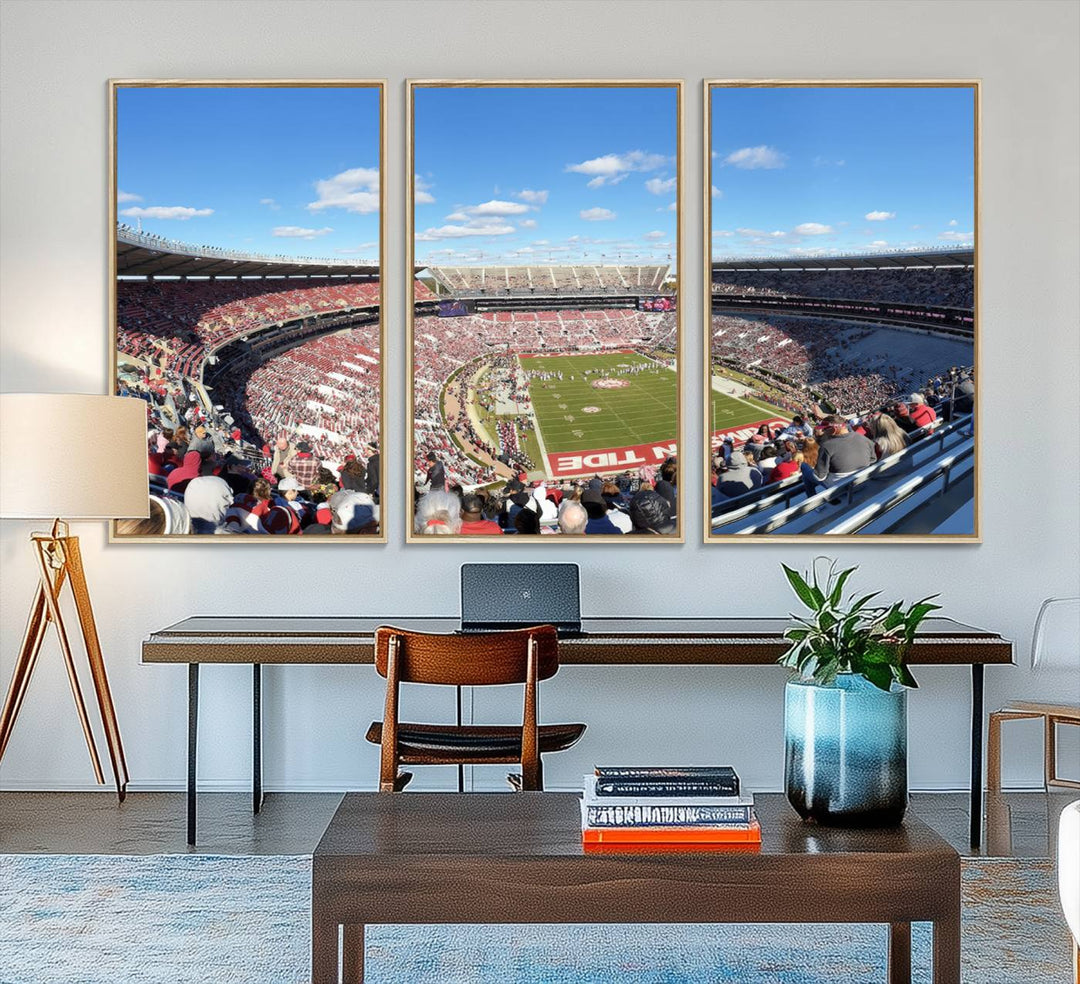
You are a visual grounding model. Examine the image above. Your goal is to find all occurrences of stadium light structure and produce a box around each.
[0,393,148,800]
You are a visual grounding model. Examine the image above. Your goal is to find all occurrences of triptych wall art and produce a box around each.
[108,79,978,543]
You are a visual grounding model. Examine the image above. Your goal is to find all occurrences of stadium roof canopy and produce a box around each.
[711,247,974,272]
[116,225,381,278]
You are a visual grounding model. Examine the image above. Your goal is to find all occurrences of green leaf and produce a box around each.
[782,565,819,610]
[862,663,894,692]
[829,566,857,607]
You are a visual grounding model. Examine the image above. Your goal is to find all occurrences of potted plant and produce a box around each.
[779,559,941,826]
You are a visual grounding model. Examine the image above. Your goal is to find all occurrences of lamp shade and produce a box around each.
[0,393,149,520]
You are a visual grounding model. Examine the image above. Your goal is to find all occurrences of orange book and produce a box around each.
[582,818,761,845]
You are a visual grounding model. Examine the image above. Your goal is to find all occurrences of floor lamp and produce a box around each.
[0,393,149,800]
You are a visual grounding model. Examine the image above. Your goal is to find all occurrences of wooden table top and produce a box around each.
[314,791,956,862]
[142,615,1013,666]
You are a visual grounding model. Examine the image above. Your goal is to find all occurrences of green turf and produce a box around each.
[709,375,791,434]
[521,352,677,455]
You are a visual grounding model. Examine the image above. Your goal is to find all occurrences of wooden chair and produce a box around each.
[988,598,1080,792]
[365,625,586,792]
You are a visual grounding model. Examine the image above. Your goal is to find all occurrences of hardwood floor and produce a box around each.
[0,789,1073,857]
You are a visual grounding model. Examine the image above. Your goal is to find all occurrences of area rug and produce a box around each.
[0,854,1069,983]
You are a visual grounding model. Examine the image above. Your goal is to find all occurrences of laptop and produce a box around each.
[460,563,582,637]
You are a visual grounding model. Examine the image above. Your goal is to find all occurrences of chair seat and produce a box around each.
[365,721,586,760]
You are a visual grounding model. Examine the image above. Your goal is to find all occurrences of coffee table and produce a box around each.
[311,792,960,983]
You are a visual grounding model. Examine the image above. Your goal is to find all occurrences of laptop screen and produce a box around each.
[460,563,581,630]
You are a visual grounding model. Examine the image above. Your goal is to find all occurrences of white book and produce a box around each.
[581,775,754,809]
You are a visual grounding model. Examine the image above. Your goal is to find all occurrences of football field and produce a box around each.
[710,384,791,434]
[522,351,676,456]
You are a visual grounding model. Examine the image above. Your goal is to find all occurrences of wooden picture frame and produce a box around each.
[406,79,684,543]
[704,80,980,542]
[108,79,387,542]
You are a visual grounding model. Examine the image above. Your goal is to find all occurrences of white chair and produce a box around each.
[988,597,1080,791]
[1059,799,1080,983]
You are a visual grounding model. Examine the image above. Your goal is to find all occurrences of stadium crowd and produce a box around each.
[411,456,679,536]
[710,266,974,309]
[711,313,968,415]
[428,264,669,295]
[411,308,676,488]
[710,367,975,513]
[117,278,382,377]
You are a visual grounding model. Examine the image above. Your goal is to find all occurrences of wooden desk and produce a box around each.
[311,791,961,984]
[141,616,1013,846]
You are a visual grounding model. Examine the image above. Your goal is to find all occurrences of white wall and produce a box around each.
[1,0,1077,795]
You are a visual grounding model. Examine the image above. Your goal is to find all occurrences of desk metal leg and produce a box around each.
[456,685,464,793]
[969,663,984,848]
[187,663,199,847]
[253,664,263,814]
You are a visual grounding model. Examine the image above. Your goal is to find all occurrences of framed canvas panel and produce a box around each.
[704,80,980,542]
[109,80,386,541]
[407,80,683,542]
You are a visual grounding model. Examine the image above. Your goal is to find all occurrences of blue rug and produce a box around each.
[0,854,1070,983]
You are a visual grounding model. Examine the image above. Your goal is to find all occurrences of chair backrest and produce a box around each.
[374,625,560,686]
[1031,597,1080,672]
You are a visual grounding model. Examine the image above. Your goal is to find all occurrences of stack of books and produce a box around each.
[581,766,760,848]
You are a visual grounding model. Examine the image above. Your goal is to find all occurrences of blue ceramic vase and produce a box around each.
[784,672,908,826]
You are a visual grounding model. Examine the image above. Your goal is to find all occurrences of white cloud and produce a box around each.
[645,176,677,196]
[713,230,734,237]
[259,198,281,210]
[120,205,213,220]
[307,167,380,214]
[711,186,722,198]
[656,201,678,212]
[459,199,530,217]
[721,145,786,169]
[793,222,833,235]
[415,222,516,241]
[514,189,549,205]
[518,219,537,229]
[580,207,616,221]
[643,230,667,240]
[566,150,667,187]
[939,230,973,242]
[117,190,142,203]
[272,226,333,240]
[813,156,845,167]
[444,212,470,222]
[868,240,889,248]
[865,210,895,221]
[948,218,958,226]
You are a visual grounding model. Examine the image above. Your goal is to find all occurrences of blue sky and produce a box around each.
[413,86,678,267]
[710,86,975,258]
[116,86,380,260]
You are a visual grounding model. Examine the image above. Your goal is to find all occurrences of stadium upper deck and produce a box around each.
[710,247,973,272]
[116,224,384,279]
[425,264,671,297]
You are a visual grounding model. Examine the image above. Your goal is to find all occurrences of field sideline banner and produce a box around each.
[546,440,677,479]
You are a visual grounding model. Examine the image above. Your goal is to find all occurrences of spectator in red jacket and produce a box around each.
[908,392,937,429]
